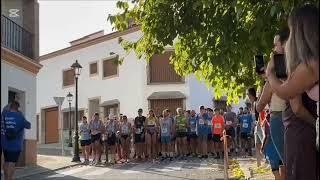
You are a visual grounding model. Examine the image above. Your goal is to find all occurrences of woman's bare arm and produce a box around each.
[266,59,319,100]
[256,82,273,112]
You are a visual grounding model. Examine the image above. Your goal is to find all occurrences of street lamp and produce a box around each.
[71,60,82,162]
[66,92,73,147]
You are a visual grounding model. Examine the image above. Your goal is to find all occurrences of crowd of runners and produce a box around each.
[78,105,255,165]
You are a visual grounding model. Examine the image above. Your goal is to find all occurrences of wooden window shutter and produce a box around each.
[103,58,118,77]
[90,62,98,75]
[149,51,182,83]
[63,69,75,86]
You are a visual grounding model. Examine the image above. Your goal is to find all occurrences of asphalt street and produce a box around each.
[20,157,225,180]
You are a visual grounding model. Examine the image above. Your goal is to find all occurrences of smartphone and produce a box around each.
[255,55,265,74]
[274,54,287,79]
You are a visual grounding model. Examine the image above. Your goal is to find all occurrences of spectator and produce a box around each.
[256,28,289,178]
[260,117,282,180]
[266,5,319,180]
[1,101,31,180]
[247,87,264,166]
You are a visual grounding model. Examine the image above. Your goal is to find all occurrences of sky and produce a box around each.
[39,0,124,56]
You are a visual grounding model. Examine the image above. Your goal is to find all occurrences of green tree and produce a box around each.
[108,0,318,104]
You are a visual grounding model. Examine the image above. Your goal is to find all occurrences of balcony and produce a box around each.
[1,15,34,59]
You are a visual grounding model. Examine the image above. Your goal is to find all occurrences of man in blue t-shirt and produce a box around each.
[196,106,210,159]
[239,108,253,156]
[1,101,31,180]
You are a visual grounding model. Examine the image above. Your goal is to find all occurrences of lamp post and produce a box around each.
[66,92,73,147]
[71,60,82,162]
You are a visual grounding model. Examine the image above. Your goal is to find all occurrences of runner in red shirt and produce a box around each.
[212,108,225,159]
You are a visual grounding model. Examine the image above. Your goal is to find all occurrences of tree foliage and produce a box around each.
[108,0,318,104]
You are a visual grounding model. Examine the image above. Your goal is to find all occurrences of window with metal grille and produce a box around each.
[63,69,74,87]
[90,62,98,75]
[103,58,118,78]
[149,51,182,83]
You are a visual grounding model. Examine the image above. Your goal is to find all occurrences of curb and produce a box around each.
[15,162,81,179]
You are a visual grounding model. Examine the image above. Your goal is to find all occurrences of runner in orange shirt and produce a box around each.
[212,108,225,159]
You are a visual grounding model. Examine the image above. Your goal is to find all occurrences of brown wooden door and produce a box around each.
[150,99,183,117]
[45,107,59,144]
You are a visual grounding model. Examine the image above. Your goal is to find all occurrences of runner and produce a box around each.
[184,110,191,156]
[89,112,104,165]
[175,108,188,160]
[79,116,91,165]
[145,110,158,161]
[160,109,174,161]
[187,110,198,157]
[106,115,118,164]
[196,106,210,158]
[102,116,109,165]
[212,108,225,159]
[167,109,176,159]
[116,115,123,162]
[134,108,146,161]
[120,115,132,163]
[236,107,244,152]
[156,114,163,159]
[239,108,253,157]
[224,105,237,156]
[206,108,214,156]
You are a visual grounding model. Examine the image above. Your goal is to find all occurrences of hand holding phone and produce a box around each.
[273,54,287,79]
[255,55,265,75]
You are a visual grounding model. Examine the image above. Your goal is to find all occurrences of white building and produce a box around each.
[1,0,41,166]
[37,26,245,145]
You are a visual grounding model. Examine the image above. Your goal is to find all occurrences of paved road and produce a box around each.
[20,157,225,180]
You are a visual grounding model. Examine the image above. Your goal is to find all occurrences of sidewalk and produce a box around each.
[236,157,274,180]
[15,154,81,179]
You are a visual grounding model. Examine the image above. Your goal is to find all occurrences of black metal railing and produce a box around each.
[1,15,34,59]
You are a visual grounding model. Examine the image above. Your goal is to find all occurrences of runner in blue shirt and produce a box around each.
[187,110,198,157]
[239,108,253,156]
[1,101,30,180]
[206,108,214,156]
[196,106,210,158]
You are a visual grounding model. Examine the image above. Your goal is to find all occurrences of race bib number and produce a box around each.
[242,123,249,128]
[199,119,205,125]
[122,126,128,134]
[207,121,212,126]
[215,124,221,128]
[191,127,197,132]
[161,127,168,134]
[135,128,141,134]
[226,121,232,125]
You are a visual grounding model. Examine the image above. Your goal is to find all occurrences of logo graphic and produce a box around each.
[9,9,20,18]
